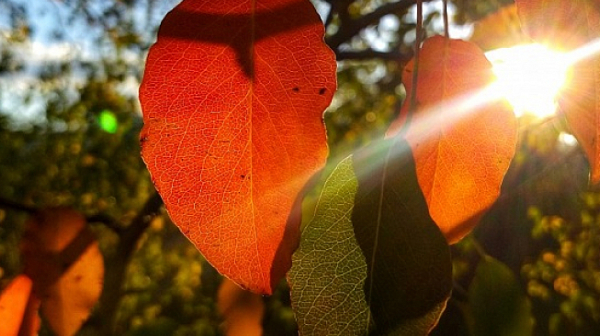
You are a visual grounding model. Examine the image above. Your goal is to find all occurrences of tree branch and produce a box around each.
[0,195,129,234]
[96,191,164,335]
[121,192,164,243]
[326,0,434,50]
[336,48,412,62]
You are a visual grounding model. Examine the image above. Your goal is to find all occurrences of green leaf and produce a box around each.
[289,156,370,335]
[468,256,533,336]
[352,138,452,335]
[289,139,452,336]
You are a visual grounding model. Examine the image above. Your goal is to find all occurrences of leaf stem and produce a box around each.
[452,280,469,299]
[443,0,449,38]
[470,237,488,258]
[397,0,423,138]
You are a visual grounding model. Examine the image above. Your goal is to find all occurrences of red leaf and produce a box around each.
[387,36,517,243]
[516,0,600,183]
[470,5,527,51]
[139,0,336,294]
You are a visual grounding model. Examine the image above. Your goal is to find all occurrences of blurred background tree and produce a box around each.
[0,0,598,335]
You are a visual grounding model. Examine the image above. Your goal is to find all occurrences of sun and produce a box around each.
[486,44,570,118]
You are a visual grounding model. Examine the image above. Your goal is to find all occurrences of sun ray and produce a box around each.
[484,38,600,119]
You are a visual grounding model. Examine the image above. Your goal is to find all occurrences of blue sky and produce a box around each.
[0,0,179,127]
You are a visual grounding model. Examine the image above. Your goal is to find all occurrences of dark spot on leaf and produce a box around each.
[74,275,83,282]
[240,174,245,179]
[292,87,300,92]
[319,88,326,95]
[140,136,148,143]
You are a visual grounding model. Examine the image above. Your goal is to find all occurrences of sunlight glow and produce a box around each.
[486,44,569,118]
[558,132,578,147]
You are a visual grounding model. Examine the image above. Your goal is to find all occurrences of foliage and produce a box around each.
[0,0,600,335]
[139,0,336,294]
[524,197,600,335]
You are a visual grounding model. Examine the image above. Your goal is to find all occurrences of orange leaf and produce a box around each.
[387,36,517,243]
[516,0,599,50]
[21,208,104,336]
[470,4,527,51]
[18,292,41,336]
[516,0,600,183]
[217,279,264,336]
[0,275,37,336]
[139,0,336,294]
[562,56,600,183]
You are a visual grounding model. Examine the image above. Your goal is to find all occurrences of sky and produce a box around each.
[0,0,179,127]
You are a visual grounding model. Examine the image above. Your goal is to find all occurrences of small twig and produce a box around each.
[121,287,149,296]
[335,48,413,62]
[452,280,469,299]
[323,0,335,29]
[86,213,124,234]
[471,238,488,258]
[442,0,449,38]
[396,0,423,138]
[122,192,163,241]
[0,196,37,214]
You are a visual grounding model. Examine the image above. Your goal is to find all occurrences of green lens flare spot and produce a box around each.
[99,110,118,134]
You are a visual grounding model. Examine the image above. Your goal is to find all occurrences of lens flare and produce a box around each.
[486,44,569,118]
[99,110,118,134]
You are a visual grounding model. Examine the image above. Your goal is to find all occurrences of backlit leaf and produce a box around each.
[289,156,370,335]
[516,0,600,183]
[470,5,527,51]
[21,208,104,336]
[289,139,452,335]
[0,275,40,336]
[469,257,533,336]
[139,0,336,294]
[387,36,518,243]
[515,0,599,50]
[19,292,41,336]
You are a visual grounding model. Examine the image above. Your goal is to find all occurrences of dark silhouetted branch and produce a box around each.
[97,191,164,336]
[0,196,37,214]
[336,48,412,62]
[86,213,125,234]
[326,0,434,50]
